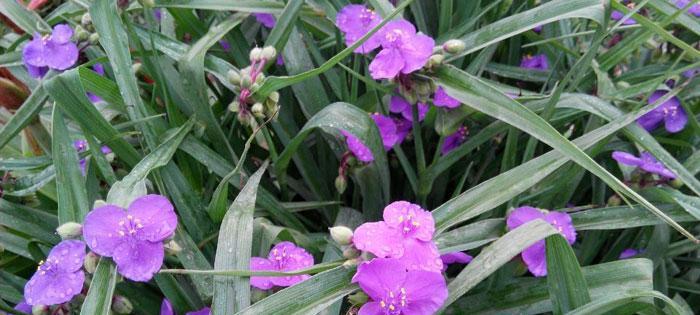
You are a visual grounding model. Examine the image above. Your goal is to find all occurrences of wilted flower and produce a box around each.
[254,13,276,28]
[335,4,382,53]
[353,201,443,272]
[250,241,314,290]
[440,252,472,272]
[441,126,468,155]
[160,299,211,315]
[619,248,640,259]
[637,90,687,133]
[341,130,374,163]
[506,206,576,277]
[433,86,460,109]
[352,258,448,315]
[520,54,549,71]
[675,0,700,16]
[24,240,86,306]
[612,151,676,179]
[369,20,435,79]
[22,24,79,78]
[82,195,178,281]
[390,95,428,122]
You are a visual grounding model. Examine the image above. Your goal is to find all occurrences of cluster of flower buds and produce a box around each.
[329,226,361,264]
[73,13,100,45]
[228,46,280,126]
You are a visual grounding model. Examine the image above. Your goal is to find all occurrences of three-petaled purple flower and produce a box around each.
[82,194,177,282]
[341,130,375,163]
[390,95,428,122]
[22,24,79,79]
[506,206,576,277]
[335,5,382,54]
[433,86,460,109]
[352,258,448,315]
[612,151,676,179]
[250,241,314,290]
[440,252,472,272]
[353,201,443,272]
[254,13,276,29]
[520,54,549,71]
[441,126,468,155]
[619,248,640,259]
[161,299,211,315]
[368,20,435,79]
[675,0,700,17]
[637,90,687,133]
[24,240,86,306]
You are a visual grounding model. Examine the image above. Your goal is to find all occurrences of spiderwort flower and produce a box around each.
[353,201,443,272]
[335,4,382,54]
[612,151,676,179]
[520,54,549,71]
[637,90,687,133]
[619,248,640,259]
[441,126,468,155]
[24,240,86,306]
[371,113,401,151]
[352,258,448,315]
[82,194,177,282]
[433,86,460,109]
[440,252,472,272]
[254,13,276,28]
[368,20,435,79]
[506,206,576,277]
[341,130,374,163]
[250,241,314,290]
[22,24,79,79]
[390,95,428,122]
[675,0,700,17]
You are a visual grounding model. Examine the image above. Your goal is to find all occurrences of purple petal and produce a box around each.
[401,269,448,314]
[369,48,405,79]
[612,151,642,167]
[44,41,78,70]
[353,221,404,258]
[153,8,162,22]
[73,139,88,152]
[394,117,412,144]
[336,5,382,54]
[441,126,468,155]
[14,300,33,313]
[371,113,399,151]
[544,211,576,244]
[383,201,435,242]
[433,86,460,108]
[390,95,410,114]
[113,240,164,282]
[93,63,105,76]
[639,152,676,179]
[186,307,211,315]
[441,252,473,265]
[664,106,688,133]
[637,109,665,131]
[250,257,276,290]
[23,35,47,67]
[24,269,84,306]
[358,302,383,315]
[161,299,174,315]
[127,194,178,242]
[611,10,637,25]
[506,206,545,231]
[351,258,406,300]
[219,40,231,52]
[397,238,443,272]
[26,64,48,79]
[399,33,434,75]
[341,130,374,163]
[47,240,86,273]
[51,24,73,44]
[520,54,549,70]
[522,240,547,277]
[378,20,417,48]
[254,13,276,28]
[83,205,128,256]
[619,248,639,259]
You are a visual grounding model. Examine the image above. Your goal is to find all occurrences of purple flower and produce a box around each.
[22,24,79,78]
[161,299,211,315]
[506,206,576,277]
[390,95,428,122]
[440,252,472,272]
[87,64,105,103]
[73,139,88,152]
[612,151,676,179]
[637,90,687,133]
[533,25,543,33]
[219,40,231,52]
[433,86,460,109]
[14,300,32,313]
[82,194,177,282]
[619,248,639,259]
[369,20,435,79]
[250,241,314,290]
[683,67,700,78]
[335,5,382,54]
[520,54,549,71]
[353,201,443,272]
[24,240,85,306]
[153,8,162,21]
[352,258,448,315]
[675,0,700,17]
[371,113,401,151]
[441,126,468,155]
[341,130,374,163]
[611,11,637,25]
[255,13,276,28]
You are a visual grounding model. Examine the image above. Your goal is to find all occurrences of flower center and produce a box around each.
[380,288,408,315]
[37,258,59,276]
[397,214,420,235]
[384,29,406,47]
[270,247,290,269]
[359,9,376,26]
[118,215,145,238]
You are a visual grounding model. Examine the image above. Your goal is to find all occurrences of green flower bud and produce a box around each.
[241,76,253,89]
[131,62,142,75]
[255,73,265,84]
[442,39,467,54]
[427,54,444,68]
[227,70,241,85]
[249,47,263,61]
[251,102,265,118]
[267,91,280,105]
[342,258,360,268]
[329,226,353,245]
[138,0,155,9]
[261,46,277,61]
[84,251,100,274]
[334,175,347,194]
[32,305,49,315]
[56,222,83,240]
[81,13,92,27]
[251,288,267,303]
[606,195,621,207]
[229,101,240,112]
[88,33,100,45]
[111,295,133,314]
[670,178,683,188]
[164,240,182,255]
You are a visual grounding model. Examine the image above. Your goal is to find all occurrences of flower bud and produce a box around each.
[237,110,251,126]
[267,91,280,105]
[261,46,277,61]
[347,291,368,305]
[111,295,133,314]
[88,33,100,44]
[164,239,182,255]
[427,54,444,68]
[606,195,621,207]
[227,70,241,85]
[93,199,107,208]
[251,102,265,118]
[56,222,83,240]
[241,76,253,90]
[229,101,240,112]
[342,246,360,259]
[670,178,683,188]
[442,39,466,54]
[342,258,360,268]
[32,305,49,315]
[251,288,267,303]
[81,13,92,26]
[329,226,353,245]
[249,47,263,61]
[139,0,155,8]
[334,175,347,194]
[84,251,100,274]
[131,62,142,75]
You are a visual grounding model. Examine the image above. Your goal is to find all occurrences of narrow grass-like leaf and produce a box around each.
[80,258,118,315]
[0,87,47,150]
[546,235,591,314]
[565,290,686,315]
[51,106,89,224]
[0,0,49,34]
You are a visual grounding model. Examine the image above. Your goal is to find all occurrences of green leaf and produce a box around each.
[0,0,50,34]
[0,87,47,151]
[264,0,303,53]
[546,235,591,315]
[212,163,267,314]
[565,290,687,315]
[80,258,118,315]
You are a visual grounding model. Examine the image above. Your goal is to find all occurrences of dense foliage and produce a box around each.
[0,0,699,314]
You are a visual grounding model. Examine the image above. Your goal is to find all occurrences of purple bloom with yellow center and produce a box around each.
[82,194,177,282]
[22,24,79,79]
[506,206,576,277]
[520,54,549,71]
[368,20,435,79]
[335,4,382,54]
[24,240,85,306]
[161,299,211,315]
[254,13,276,28]
[440,252,472,272]
[433,86,460,109]
[353,201,443,272]
[637,90,687,133]
[612,151,676,179]
[341,130,375,163]
[352,258,448,315]
[619,248,640,259]
[390,95,428,122]
[250,241,314,290]
[675,0,700,17]
[441,126,468,156]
